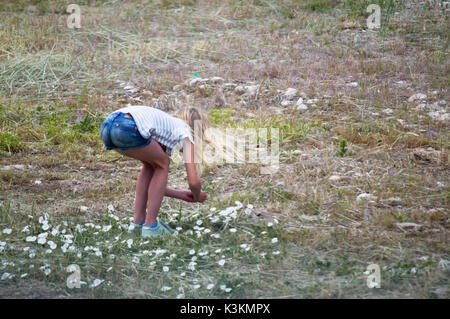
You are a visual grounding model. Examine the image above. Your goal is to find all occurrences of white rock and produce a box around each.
[296,102,308,111]
[428,111,449,122]
[329,175,341,181]
[284,88,297,99]
[80,206,88,212]
[281,100,292,106]
[0,164,25,171]
[395,222,421,230]
[356,193,376,202]
[408,93,427,103]
[234,85,246,95]
[393,81,408,88]
[189,78,203,87]
[210,76,224,84]
[244,85,258,97]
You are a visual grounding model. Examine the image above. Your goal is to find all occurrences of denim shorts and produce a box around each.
[100,112,152,152]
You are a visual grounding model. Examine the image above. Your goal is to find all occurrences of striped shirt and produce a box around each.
[115,105,194,156]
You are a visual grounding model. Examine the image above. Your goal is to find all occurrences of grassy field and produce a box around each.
[0,0,449,298]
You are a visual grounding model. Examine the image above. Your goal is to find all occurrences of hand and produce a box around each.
[178,190,196,203]
[196,191,207,203]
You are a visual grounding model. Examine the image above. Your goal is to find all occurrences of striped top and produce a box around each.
[115,105,194,156]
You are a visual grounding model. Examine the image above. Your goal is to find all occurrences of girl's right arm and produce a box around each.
[183,138,207,203]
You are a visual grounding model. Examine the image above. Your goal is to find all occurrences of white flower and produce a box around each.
[51,228,60,236]
[189,249,196,255]
[48,241,57,250]
[271,238,278,244]
[267,222,273,227]
[40,265,51,276]
[272,251,280,255]
[220,284,232,292]
[210,216,220,223]
[90,279,104,288]
[217,259,226,266]
[188,261,197,270]
[80,206,89,212]
[107,204,115,212]
[191,256,198,262]
[29,252,36,258]
[2,228,12,235]
[176,293,185,299]
[1,273,12,280]
[206,283,214,290]
[192,284,201,289]
[102,225,112,232]
[107,267,113,272]
[95,251,102,257]
[211,234,221,239]
[210,207,217,212]
[20,273,28,278]
[180,272,186,277]
[161,286,172,292]
[175,226,182,231]
[42,223,50,231]
[229,228,237,233]
[127,239,133,248]
[34,180,41,185]
[163,266,169,272]
[260,252,267,258]
[37,237,47,245]
[0,241,6,247]
[21,226,30,233]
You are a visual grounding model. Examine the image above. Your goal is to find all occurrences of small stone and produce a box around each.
[296,101,308,111]
[356,193,376,202]
[210,76,224,84]
[408,93,427,103]
[284,88,297,100]
[395,222,421,231]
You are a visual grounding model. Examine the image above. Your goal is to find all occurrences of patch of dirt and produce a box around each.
[0,280,89,299]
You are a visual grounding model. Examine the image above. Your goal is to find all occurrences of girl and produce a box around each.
[100,105,210,238]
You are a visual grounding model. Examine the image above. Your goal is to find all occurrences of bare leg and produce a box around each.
[116,140,170,227]
[133,162,154,224]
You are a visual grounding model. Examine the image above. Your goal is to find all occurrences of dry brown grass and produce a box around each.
[0,0,448,298]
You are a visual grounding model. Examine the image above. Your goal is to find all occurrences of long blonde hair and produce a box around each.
[173,107,245,176]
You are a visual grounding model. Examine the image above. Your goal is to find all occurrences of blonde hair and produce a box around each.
[173,107,245,176]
